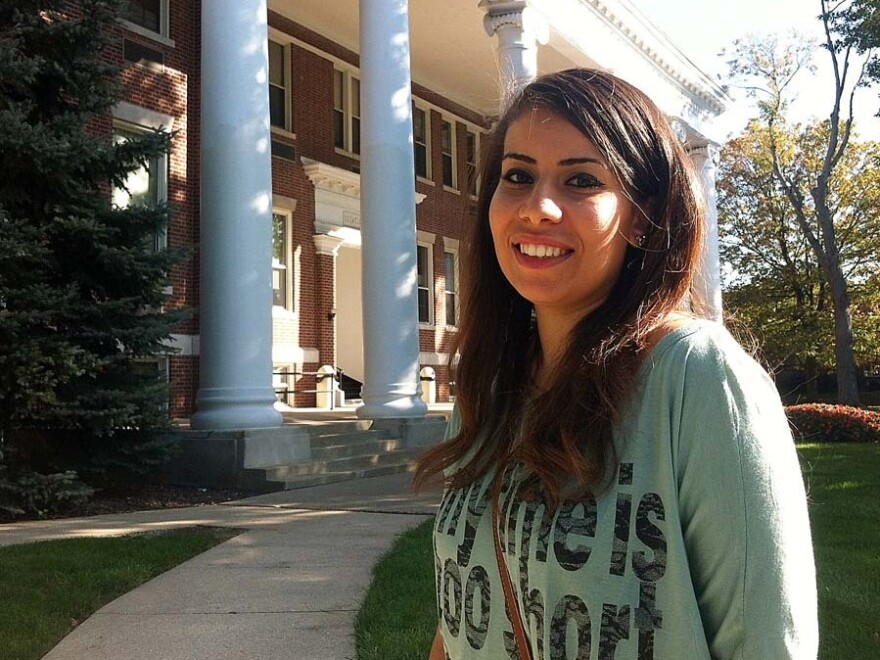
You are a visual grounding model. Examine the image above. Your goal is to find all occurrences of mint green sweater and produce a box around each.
[434,321,818,659]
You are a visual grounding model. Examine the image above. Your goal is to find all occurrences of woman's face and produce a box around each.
[489,108,643,323]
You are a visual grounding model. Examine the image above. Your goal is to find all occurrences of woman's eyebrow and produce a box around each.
[501,153,605,168]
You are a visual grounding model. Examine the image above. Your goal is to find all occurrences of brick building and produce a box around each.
[109,0,727,427]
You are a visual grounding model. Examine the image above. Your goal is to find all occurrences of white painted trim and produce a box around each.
[268,38,293,133]
[113,101,174,131]
[416,240,434,326]
[443,245,460,327]
[273,345,320,364]
[119,6,174,47]
[419,351,450,365]
[165,334,200,355]
[417,229,437,244]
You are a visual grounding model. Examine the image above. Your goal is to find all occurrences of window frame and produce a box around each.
[271,207,295,312]
[465,128,480,199]
[416,232,436,326]
[268,39,292,133]
[333,67,361,157]
[112,119,169,253]
[119,0,173,46]
[440,118,458,192]
[412,100,432,183]
[443,244,459,327]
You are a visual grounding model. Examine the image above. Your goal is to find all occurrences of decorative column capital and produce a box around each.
[479,0,549,44]
[313,233,345,257]
[668,117,690,145]
[685,139,721,168]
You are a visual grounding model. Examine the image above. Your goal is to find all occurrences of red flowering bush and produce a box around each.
[785,404,880,444]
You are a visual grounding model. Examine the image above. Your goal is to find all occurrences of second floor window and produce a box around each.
[441,120,456,189]
[121,0,168,38]
[413,106,430,179]
[465,129,478,197]
[268,40,289,131]
[334,69,361,155]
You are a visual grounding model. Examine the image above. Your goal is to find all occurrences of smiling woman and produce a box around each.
[413,69,818,660]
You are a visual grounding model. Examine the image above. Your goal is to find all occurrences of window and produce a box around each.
[465,129,478,197]
[334,69,360,155]
[268,40,290,131]
[441,119,457,189]
[444,250,458,326]
[272,211,290,309]
[413,105,430,179]
[132,356,170,411]
[113,123,167,252]
[417,244,432,324]
[121,0,169,39]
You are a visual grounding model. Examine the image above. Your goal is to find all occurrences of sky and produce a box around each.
[630,0,880,140]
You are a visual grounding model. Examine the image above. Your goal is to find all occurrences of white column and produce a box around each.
[479,0,549,105]
[687,141,723,322]
[191,0,282,430]
[356,0,427,419]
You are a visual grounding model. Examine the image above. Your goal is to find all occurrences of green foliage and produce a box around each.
[0,465,92,519]
[828,0,880,86]
[718,120,880,372]
[0,1,188,471]
[787,403,880,443]
[0,528,238,660]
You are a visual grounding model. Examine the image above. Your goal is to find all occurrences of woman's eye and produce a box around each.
[567,173,604,188]
[501,169,532,185]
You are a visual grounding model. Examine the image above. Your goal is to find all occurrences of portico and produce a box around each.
[190,0,728,430]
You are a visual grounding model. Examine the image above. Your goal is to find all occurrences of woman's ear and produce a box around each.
[630,199,655,244]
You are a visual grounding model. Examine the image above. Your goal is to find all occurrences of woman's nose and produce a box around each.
[519,187,562,224]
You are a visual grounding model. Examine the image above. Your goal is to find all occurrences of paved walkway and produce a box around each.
[1,473,443,660]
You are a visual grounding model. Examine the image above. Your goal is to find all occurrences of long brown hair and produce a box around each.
[413,69,706,506]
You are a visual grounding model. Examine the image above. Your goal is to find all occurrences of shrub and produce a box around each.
[785,404,880,444]
[0,465,93,520]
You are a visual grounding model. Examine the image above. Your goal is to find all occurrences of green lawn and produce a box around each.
[357,443,880,660]
[0,527,237,660]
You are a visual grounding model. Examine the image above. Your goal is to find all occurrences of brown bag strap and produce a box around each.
[491,465,534,660]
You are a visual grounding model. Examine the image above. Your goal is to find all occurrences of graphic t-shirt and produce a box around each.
[434,321,818,659]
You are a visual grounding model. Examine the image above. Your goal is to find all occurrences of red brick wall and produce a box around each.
[111,4,488,413]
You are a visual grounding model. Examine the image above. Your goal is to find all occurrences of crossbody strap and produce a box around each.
[491,465,534,660]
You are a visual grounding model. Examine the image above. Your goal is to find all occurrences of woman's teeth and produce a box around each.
[518,243,567,258]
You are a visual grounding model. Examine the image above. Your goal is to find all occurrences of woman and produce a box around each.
[415,69,817,659]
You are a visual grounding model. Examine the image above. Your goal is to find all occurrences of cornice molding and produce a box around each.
[301,158,360,197]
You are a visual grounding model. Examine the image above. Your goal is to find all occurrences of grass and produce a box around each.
[799,443,880,659]
[0,527,237,660]
[355,519,437,660]
[356,443,880,660]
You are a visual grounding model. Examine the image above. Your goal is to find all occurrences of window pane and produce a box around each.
[269,86,285,128]
[446,292,456,326]
[351,78,361,117]
[466,131,476,163]
[441,121,452,152]
[413,108,425,141]
[123,0,161,32]
[442,154,453,187]
[415,144,427,178]
[334,70,344,111]
[418,289,429,323]
[334,110,345,149]
[445,252,455,291]
[417,245,428,287]
[268,41,284,86]
[272,213,287,264]
[352,117,360,155]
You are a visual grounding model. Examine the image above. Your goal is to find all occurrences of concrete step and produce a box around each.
[275,462,416,491]
[262,447,422,480]
[310,437,405,460]
[307,429,392,449]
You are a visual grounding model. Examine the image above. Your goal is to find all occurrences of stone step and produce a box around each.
[310,437,405,460]
[307,429,392,449]
[262,447,422,480]
[275,462,416,491]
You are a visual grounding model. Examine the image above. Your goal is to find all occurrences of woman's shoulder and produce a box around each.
[642,316,767,384]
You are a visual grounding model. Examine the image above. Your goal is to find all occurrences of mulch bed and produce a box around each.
[2,483,260,524]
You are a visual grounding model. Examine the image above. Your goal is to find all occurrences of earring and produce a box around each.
[636,234,646,248]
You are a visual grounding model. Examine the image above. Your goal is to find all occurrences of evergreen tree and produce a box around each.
[0,1,185,448]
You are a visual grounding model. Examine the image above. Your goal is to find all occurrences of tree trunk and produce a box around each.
[827,264,861,405]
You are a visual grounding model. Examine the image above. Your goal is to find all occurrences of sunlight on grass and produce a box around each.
[0,527,238,660]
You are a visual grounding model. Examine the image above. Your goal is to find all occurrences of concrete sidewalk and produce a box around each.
[2,473,442,660]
